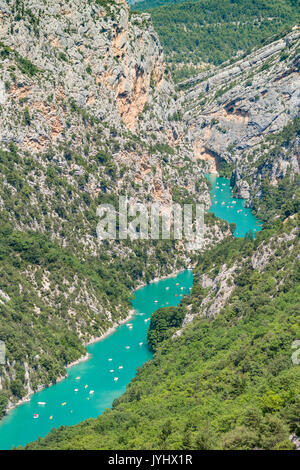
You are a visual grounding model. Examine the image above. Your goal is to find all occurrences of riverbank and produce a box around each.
[206,174,262,238]
[3,171,260,421]
[3,269,189,419]
[5,354,90,414]
[0,270,193,450]
[85,309,135,347]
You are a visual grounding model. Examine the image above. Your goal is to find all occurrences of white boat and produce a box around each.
[118,366,123,369]
[38,402,46,405]
[109,369,114,373]
[154,300,158,303]
[89,390,94,395]
[139,342,143,346]
[108,358,112,361]
[74,389,78,392]
[114,377,119,382]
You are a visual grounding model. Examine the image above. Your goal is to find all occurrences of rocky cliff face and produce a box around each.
[0,0,213,237]
[0,0,168,135]
[0,0,224,412]
[180,28,300,197]
[0,0,298,415]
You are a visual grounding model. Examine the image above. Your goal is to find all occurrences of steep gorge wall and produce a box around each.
[0,0,169,141]
[181,29,300,196]
[0,0,222,412]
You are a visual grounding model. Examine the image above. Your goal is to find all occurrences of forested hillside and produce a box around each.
[0,0,225,416]
[25,111,300,449]
[25,210,300,450]
[131,0,300,81]
[0,0,299,451]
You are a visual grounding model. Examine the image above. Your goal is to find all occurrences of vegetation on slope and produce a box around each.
[147,305,186,351]
[132,0,300,81]
[0,16,225,413]
[232,114,300,227]
[25,215,300,450]
[0,138,198,413]
[22,102,300,450]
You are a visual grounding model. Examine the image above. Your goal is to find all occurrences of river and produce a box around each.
[0,174,262,449]
[206,174,262,238]
[0,270,193,449]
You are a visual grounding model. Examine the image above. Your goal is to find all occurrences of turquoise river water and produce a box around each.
[0,270,193,449]
[0,175,262,449]
[206,174,262,238]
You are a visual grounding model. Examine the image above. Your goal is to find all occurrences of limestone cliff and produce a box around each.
[0,0,298,416]
[0,0,214,246]
[0,0,221,412]
[180,28,300,193]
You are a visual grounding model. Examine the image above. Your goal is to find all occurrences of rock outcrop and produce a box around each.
[180,28,300,189]
[175,227,298,336]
